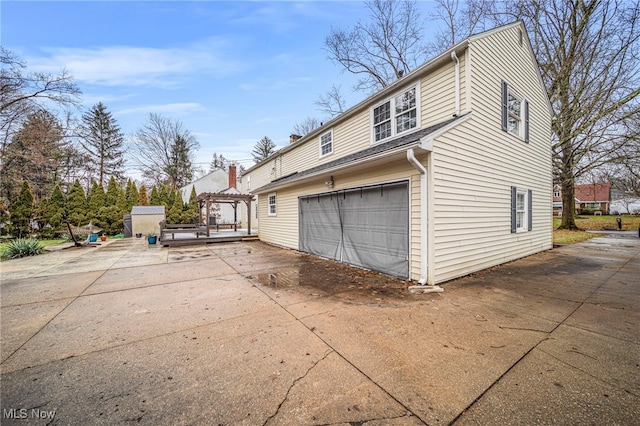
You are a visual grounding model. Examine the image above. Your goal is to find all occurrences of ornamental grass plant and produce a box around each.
[1,238,45,260]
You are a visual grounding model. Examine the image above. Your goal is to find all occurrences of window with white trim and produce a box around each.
[501,81,529,142]
[268,193,277,216]
[319,130,333,157]
[511,187,532,233]
[372,85,418,143]
[516,190,526,230]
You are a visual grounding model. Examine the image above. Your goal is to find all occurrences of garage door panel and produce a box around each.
[299,195,341,260]
[299,181,409,278]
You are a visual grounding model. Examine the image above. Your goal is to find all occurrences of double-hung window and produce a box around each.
[268,193,277,216]
[511,186,532,233]
[319,130,333,157]
[372,85,418,143]
[501,81,529,142]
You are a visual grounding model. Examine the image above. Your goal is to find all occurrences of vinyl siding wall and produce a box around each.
[429,25,552,283]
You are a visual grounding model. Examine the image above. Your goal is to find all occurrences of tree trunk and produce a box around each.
[559,178,579,230]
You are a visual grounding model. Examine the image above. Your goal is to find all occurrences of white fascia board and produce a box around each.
[420,112,473,151]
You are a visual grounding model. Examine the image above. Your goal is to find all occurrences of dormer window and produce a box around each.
[371,85,419,143]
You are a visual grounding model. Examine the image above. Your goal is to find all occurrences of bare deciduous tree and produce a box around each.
[512,0,640,229]
[429,0,640,229]
[324,0,427,93]
[0,47,81,157]
[428,0,495,54]
[130,113,200,189]
[315,84,347,119]
[292,117,322,136]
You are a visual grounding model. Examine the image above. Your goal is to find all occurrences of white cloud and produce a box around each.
[117,102,203,116]
[29,38,245,88]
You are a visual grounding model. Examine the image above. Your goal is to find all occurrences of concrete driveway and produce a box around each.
[1,234,638,425]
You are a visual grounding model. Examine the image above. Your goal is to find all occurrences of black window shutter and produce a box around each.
[501,81,508,132]
[528,189,533,231]
[511,186,517,233]
[524,100,530,143]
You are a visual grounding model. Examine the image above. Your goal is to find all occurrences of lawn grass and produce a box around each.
[553,229,602,245]
[552,214,639,245]
[553,215,640,231]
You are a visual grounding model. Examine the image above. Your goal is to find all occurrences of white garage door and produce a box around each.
[299,181,409,278]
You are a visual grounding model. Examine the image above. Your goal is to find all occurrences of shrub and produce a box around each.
[1,238,45,259]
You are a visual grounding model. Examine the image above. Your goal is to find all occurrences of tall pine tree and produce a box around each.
[10,180,34,237]
[124,179,138,212]
[138,185,149,206]
[86,181,106,223]
[66,180,87,226]
[149,186,161,206]
[44,182,65,229]
[79,102,126,187]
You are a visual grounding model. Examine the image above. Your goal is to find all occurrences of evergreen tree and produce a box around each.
[138,185,149,206]
[209,153,228,172]
[166,135,194,189]
[10,180,34,237]
[124,179,138,212]
[149,185,161,206]
[167,187,177,210]
[86,181,106,222]
[158,184,169,208]
[104,176,120,207]
[185,186,199,224]
[79,102,126,187]
[1,110,67,202]
[167,194,184,223]
[252,136,276,164]
[44,182,65,229]
[66,179,87,226]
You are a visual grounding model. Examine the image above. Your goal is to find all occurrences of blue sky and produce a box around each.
[2,1,439,176]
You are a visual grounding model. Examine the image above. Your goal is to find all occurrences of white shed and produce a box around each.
[131,206,165,237]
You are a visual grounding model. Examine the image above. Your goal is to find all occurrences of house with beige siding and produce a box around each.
[241,21,553,285]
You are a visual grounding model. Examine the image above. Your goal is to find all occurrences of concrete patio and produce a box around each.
[1,234,638,425]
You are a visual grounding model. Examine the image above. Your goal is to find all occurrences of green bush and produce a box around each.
[1,238,45,259]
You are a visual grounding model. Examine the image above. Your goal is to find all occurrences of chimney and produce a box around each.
[228,164,237,189]
[290,134,302,144]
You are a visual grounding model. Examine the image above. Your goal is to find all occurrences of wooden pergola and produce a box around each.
[197,192,255,237]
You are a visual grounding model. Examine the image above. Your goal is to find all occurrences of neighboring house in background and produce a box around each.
[574,182,611,214]
[131,205,165,237]
[241,21,553,285]
[180,164,244,225]
[610,198,640,215]
[552,182,612,215]
[553,184,563,215]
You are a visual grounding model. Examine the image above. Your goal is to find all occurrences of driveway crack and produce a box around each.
[262,349,334,426]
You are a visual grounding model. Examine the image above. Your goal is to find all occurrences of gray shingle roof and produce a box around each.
[131,206,166,215]
[254,115,466,193]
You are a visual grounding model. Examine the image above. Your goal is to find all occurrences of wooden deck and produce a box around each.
[160,229,258,247]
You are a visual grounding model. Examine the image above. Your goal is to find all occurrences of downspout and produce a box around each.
[407,149,443,293]
[451,51,460,116]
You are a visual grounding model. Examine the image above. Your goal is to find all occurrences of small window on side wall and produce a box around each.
[319,130,333,157]
[268,193,277,216]
[511,186,532,233]
[502,81,529,142]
